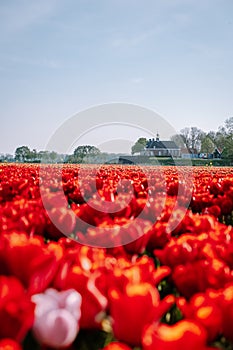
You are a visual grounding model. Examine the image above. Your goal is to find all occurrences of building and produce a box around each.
[141,133,181,157]
[181,147,199,159]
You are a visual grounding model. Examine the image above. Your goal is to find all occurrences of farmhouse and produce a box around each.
[141,133,181,157]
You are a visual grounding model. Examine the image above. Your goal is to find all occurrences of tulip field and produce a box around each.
[1,163,233,350]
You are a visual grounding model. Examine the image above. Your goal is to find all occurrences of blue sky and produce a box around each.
[1,0,233,154]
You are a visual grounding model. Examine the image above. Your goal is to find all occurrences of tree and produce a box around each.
[180,127,204,153]
[131,138,147,155]
[73,145,101,163]
[170,134,186,149]
[179,128,190,148]
[203,118,233,159]
[15,146,31,162]
[225,116,233,135]
[200,136,215,154]
[209,118,233,158]
[190,127,204,151]
[38,151,50,163]
[49,151,58,163]
[27,149,38,162]
[206,131,216,143]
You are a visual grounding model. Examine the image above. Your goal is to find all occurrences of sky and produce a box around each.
[1,0,233,154]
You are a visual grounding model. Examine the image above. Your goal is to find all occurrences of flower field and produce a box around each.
[1,163,233,350]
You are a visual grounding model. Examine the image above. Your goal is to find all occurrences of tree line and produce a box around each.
[131,116,233,158]
[2,116,232,163]
[13,145,102,163]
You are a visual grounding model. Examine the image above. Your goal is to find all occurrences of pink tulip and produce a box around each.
[32,288,82,348]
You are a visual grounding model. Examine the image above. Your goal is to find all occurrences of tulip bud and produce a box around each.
[32,288,82,348]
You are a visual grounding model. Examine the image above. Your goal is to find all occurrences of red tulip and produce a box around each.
[0,339,22,350]
[177,294,222,341]
[0,276,35,341]
[109,282,174,346]
[142,320,207,350]
[0,233,63,295]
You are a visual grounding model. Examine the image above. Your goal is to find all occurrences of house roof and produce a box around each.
[146,140,180,150]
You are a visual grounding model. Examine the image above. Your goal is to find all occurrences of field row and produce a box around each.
[0,164,233,349]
